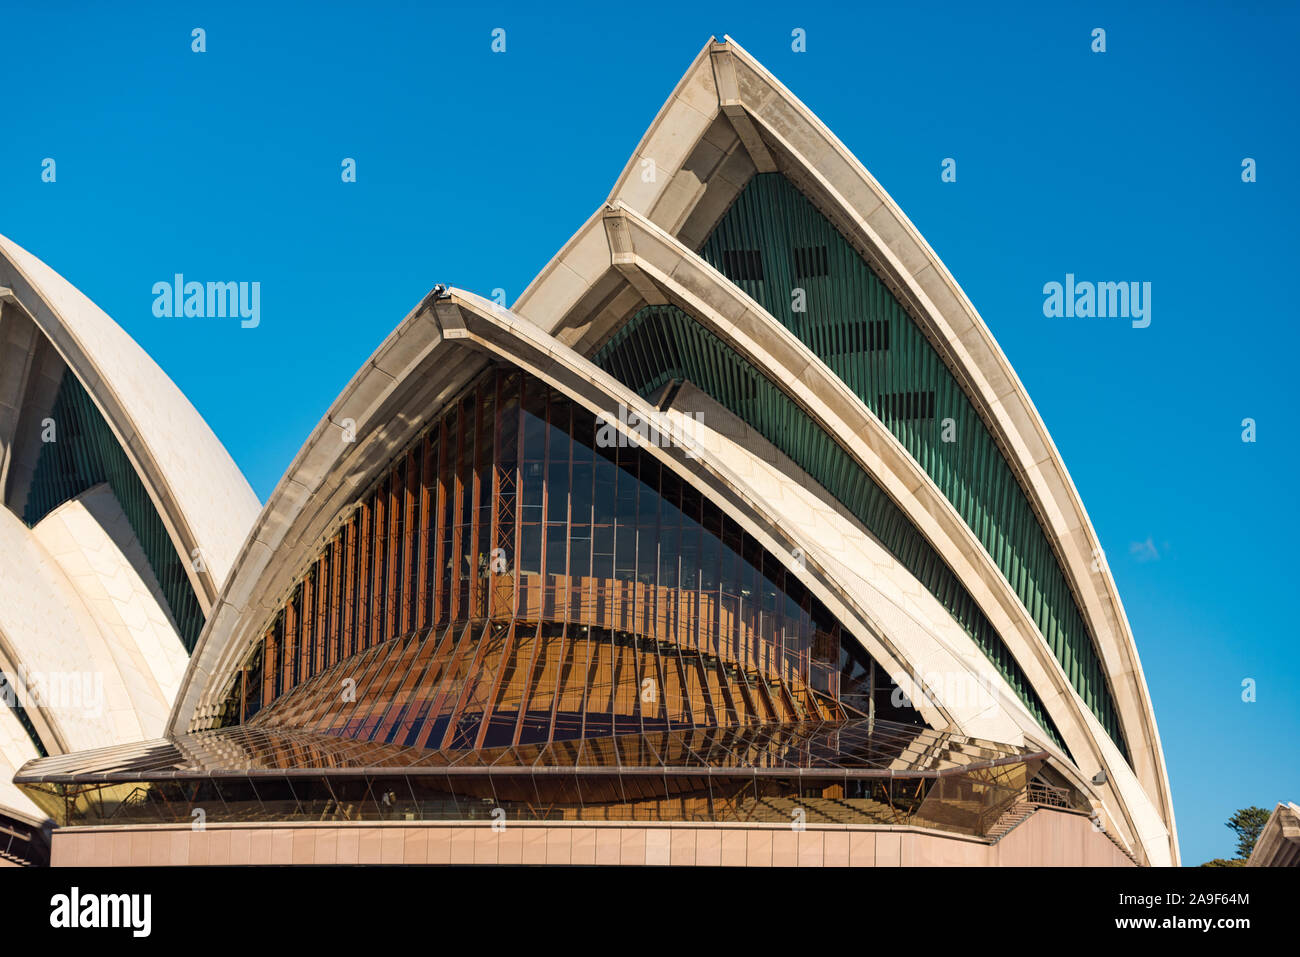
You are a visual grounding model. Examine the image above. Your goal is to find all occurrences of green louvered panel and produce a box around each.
[696,172,1125,758]
[0,670,48,757]
[593,305,1069,754]
[22,370,206,652]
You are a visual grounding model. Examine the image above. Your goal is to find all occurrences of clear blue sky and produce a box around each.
[3,1,1295,866]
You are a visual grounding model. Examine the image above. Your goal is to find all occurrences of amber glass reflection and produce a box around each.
[223,367,920,744]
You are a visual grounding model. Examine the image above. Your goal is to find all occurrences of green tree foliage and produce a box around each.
[1228,806,1271,860]
[1199,805,1271,866]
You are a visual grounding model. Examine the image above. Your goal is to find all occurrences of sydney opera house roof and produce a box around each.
[9,37,1176,867]
[0,232,261,863]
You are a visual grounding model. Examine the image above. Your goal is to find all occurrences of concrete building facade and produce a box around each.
[13,38,1174,867]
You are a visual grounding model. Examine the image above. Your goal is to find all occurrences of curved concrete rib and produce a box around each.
[175,288,966,735]
[31,485,191,732]
[436,291,1072,744]
[0,233,261,605]
[175,289,1094,795]
[510,201,1160,860]
[511,37,1175,864]
[169,287,471,733]
[0,501,178,754]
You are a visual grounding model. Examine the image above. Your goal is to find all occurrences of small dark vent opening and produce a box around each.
[721,249,764,281]
[876,391,936,421]
[793,245,829,278]
[825,320,890,355]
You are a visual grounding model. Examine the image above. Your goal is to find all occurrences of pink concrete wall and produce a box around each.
[993,805,1136,866]
[51,808,1136,866]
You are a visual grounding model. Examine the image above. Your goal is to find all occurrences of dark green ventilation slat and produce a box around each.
[592,304,1069,755]
[22,371,206,652]
[0,671,48,757]
[692,172,1125,759]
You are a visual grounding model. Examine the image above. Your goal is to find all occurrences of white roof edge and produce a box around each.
[507,35,1178,864]
[722,35,1180,858]
[727,40,1178,859]
[168,285,451,732]
[0,233,261,595]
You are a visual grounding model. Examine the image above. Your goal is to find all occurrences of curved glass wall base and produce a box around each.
[245,617,918,753]
[16,719,1053,838]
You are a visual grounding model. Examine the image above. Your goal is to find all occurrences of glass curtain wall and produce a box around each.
[219,367,922,750]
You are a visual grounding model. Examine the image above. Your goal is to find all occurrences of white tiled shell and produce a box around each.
[0,233,260,594]
[31,485,191,736]
[512,37,1176,866]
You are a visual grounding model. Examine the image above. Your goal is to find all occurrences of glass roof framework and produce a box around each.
[15,718,1050,836]
[16,718,1034,778]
